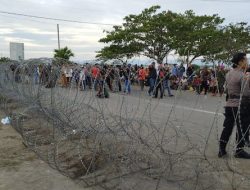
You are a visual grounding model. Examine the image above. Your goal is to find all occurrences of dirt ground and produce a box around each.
[0,111,87,190]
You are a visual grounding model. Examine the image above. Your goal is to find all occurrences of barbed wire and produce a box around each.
[0,58,250,190]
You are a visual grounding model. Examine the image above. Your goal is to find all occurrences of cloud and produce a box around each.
[3,37,45,48]
[17,27,56,35]
[0,28,14,34]
[3,36,33,43]
[53,35,103,44]
[1,0,250,60]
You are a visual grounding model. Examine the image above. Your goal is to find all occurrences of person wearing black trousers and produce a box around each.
[200,66,210,95]
[241,67,250,147]
[148,62,157,96]
[218,52,250,159]
[154,67,165,98]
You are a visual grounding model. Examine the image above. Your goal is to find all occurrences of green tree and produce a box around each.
[97,6,178,64]
[54,46,74,60]
[97,6,250,66]
[206,22,250,64]
[96,44,139,64]
[0,57,11,63]
[172,10,224,66]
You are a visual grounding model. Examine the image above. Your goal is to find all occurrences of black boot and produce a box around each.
[218,141,227,158]
[218,149,227,158]
[245,142,250,148]
[234,149,250,159]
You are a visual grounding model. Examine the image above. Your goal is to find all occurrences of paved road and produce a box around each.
[39,86,226,158]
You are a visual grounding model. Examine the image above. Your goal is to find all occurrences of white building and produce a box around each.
[10,42,24,61]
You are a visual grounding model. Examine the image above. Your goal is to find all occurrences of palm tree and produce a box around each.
[54,46,74,60]
[0,57,11,63]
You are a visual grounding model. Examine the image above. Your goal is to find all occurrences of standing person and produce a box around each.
[186,64,194,85]
[240,67,250,147]
[66,67,73,85]
[123,64,131,94]
[79,66,86,91]
[210,70,218,96]
[192,75,201,94]
[178,63,185,79]
[171,64,178,78]
[200,66,210,95]
[170,64,179,90]
[96,66,109,98]
[72,68,80,86]
[163,65,174,97]
[217,66,226,97]
[113,66,122,92]
[148,62,157,96]
[154,66,165,98]
[109,66,115,91]
[138,65,146,91]
[105,66,112,91]
[96,67,104,97]
[92,64,100,90]
[85,63,92,89]
[218,52,250,159]
[61,65,67,87]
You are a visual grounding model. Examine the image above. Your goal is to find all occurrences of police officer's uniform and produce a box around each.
[219,67,250,158]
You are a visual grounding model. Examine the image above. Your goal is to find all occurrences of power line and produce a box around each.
[0,10,117,26]
[0,13,55,25]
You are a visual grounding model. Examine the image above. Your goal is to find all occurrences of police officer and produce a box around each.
[218,52,250,159]
[241,67,250,146]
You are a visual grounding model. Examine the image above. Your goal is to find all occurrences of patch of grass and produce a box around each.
[0,147,36,171]
[3,135,18,140]
[25,155,36,162]
[3,136,18,139]
[0,159,21,170]
[0,94,7,103]
[0,94,12,105]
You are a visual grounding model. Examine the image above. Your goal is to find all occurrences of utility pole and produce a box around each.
[57,24,60,50]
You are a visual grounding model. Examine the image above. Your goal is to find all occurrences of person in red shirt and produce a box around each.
[91,64,100,90]
[154,66,165,98]
[192,75,201,94]
[138,65,146,91]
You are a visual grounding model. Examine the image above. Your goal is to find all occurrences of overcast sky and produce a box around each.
[1,0,250,61]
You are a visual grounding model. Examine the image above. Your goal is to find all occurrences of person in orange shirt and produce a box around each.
[138,65,146,91]
[91,64,100,90]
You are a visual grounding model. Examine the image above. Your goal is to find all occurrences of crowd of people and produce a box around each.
[55,61,228,99]
[7,59,229,99]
